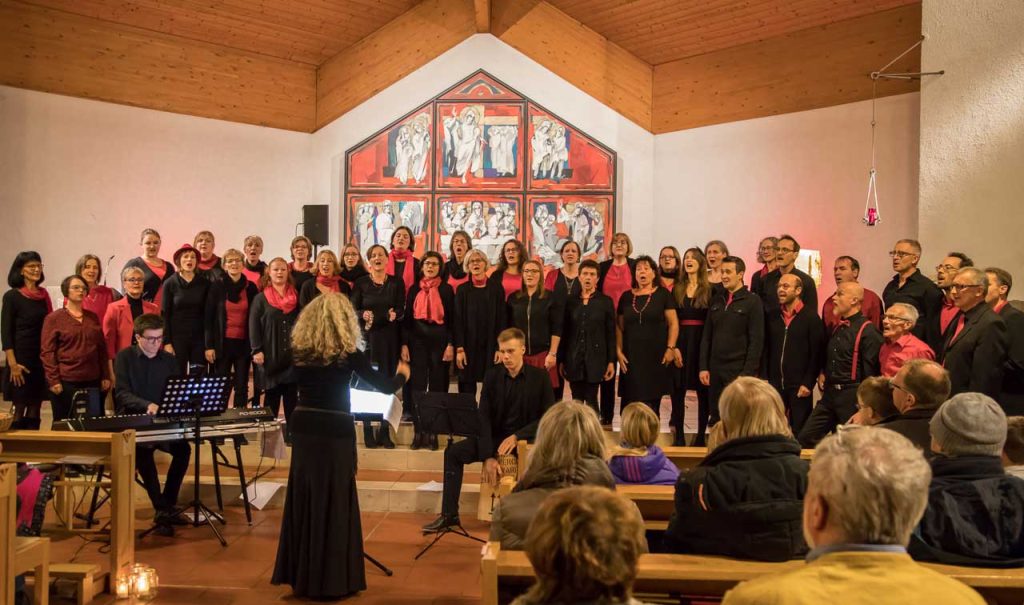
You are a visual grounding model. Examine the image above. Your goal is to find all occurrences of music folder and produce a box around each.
[349,387,402,429]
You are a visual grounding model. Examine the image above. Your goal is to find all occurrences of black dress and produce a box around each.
[350,275,405,377]
[123,257,175,304]
[453,280,506,385]
[1,289,49,405]
[272,353,406,598]
[618,288,675,403]
[160,273,212,374]
[675,292,711,442]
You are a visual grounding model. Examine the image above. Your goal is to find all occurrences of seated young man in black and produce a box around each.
[113,313,192,536]
[422,327,556,532]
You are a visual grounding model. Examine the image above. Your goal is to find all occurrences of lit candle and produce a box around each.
[115,576,130,599]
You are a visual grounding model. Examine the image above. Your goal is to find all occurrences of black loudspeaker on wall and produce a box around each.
[303,204,329,246]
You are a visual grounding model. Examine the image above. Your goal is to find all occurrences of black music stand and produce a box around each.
[152,374,232,545]
[414,392,485,560]
[349,387,399,577]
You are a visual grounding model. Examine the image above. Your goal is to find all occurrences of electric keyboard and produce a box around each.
[52,407,278,443]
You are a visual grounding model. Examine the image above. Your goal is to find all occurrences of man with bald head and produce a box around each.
[798,281,883,447]
[938,267,1008,398]
[764,273,825,434]
[884,359,951,452]
[822,255,882,333]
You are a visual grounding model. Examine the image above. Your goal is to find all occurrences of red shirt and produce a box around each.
[501,272,523,300]
[781,299,804,327]
[225,290,249,340]
[879,332,935,377]
[823,287,883,332]
[940,297,959,335]
[81,285,117,325]
[602,263,633,308]
[40,308,107,385]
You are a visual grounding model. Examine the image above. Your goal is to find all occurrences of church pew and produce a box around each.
[480,541,1024,605]
[616,484,674,530]
[661,445,814,471]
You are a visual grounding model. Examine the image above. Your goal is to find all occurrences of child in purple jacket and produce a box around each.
[608,402,680,485]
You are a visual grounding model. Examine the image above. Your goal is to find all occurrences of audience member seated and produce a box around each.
[490,401,614,550]
[883,359,951,452]
[848,376,899,426]
[908,393,1024,566]
[113,313,191,537]
[608,402,680,485]
[511,486,650,605]
[722,427,986,605]
[1005,416,1024,480]
[664,377,809,561]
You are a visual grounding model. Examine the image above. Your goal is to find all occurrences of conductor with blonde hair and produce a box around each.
[666,377,809,561]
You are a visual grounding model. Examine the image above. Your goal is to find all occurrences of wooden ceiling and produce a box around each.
[0,0,923,133]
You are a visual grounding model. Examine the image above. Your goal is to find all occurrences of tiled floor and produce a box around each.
[48,506,489,604]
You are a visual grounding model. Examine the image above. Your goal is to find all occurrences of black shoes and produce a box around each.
[428,433,438,451]
[363,422,378,449]
[422,514,460,534]
[377,423,395,449]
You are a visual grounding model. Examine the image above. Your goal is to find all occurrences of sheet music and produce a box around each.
[349,388,402,430]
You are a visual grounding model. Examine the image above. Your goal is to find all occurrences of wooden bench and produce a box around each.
[662,446,814,471]
[481,541,1024,605]
[2,462,51,605]
[49,564,101,605]
[616,484,674,530]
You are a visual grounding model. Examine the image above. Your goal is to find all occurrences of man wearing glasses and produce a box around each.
[114,313,192,536]
[938,267,1008,398]
[934,252,974,335]
[879,303,934,377]
[882,239,944,350]
[749,236,778,303]
[760,234,818,316]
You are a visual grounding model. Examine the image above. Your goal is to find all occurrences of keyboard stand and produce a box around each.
[205,435,254,525]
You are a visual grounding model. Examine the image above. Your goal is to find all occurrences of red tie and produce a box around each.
[952,314,966,342]
[726,292,734,308]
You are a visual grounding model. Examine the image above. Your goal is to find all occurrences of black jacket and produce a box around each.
[909,455,1024,567]
[453,280,507,382]
[939,303,1008,398]
[997,303,1024,414]
[402,281,455,346]
[883,269,945,351]
[507,290,564,356]
[248,293,298,389]
[665,435,809,561]
[159,273,212,346]
[759,267,818,316]
[478,363,555,459]
[123,257,175,304]
[764,303,825,392]
[597,257,637,293]
[699,286,764,375]
[206,275,259,356]
[562,292,617,384]
[883,406,938,454]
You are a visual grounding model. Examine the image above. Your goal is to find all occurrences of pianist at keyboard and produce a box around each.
[113,313,191,537]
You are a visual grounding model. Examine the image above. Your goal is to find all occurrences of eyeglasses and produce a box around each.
[883,314,911,322]
[950,283,981,292]
[124,278,144,283]
[422,261,440,267]
[778,247,795,254]
[68,285,87,291]
[224,258,242,264]
[888,379,907,393]
[936,264,959,272]
[889,250,916,259]
[659,255,676,261]
[523,269,541,275]
[138,335,163,344]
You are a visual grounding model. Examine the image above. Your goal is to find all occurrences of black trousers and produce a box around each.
[409,322,450,430]
[170,334,206,375]
[797,386,858,448]
[266,383,298,441]
[598,365,618,424]
[216,338,251,408]
[778,386,814,437]
[51,380,101,422]
[708,368,742,427]
[441,436,482,517]
[457,380,477,395]
[690,385,711,447]
[570,381,600,415]
[137,441,191,512]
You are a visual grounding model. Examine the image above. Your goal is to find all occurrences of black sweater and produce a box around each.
[402,281,456,346]
[159,273,212,346]
[507,290,564,356]
[1,289,48,363]
[248,294,298,389]
[764,303,825,392]
[562,292,617,384]
[699,286,764,375]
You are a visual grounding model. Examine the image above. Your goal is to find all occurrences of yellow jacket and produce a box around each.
[722,551,985,605]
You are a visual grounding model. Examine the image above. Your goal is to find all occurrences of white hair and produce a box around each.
[956,266,987,287]
[888,302,920,328]
[810,427,931,545]
[462,247,490,274]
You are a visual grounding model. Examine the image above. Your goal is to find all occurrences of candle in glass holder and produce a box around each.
[115,576,130,599]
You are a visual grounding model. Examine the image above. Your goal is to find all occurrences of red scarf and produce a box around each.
[387,249,416,293]
[19,286,53,313]
[198,254,220,271]
[994,300,1008,314]
[316,274,343,292]
[413,277,445,324]
[471,275,488,287]
[264,284,297,314]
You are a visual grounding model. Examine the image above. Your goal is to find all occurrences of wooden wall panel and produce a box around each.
[492,0,653,131]
[315,0,477,130]
[0,1,316,131]
[652,4,922,134]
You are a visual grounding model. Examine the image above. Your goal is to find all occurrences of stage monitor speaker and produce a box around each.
[303,204,329,245]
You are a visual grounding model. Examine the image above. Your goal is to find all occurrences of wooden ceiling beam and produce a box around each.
[475,0,490,32]
[652,4,922,134]
[315,0,477,131]
[491,0,653,131]
[0,0,316,131]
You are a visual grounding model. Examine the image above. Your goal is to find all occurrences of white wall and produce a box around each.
[310,34,656,252]
[919,0,1024,284]
[654,93,921,296]
[0,85,311,289]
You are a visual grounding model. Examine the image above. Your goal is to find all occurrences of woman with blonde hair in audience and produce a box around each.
[123,228,174,304]
[665,376,809,561]
[288,235,316,292]
[609,402,679,485]
[490,401,614,550]
[512,486,651,605]
[75,254,120,323]
[299,249,349,308]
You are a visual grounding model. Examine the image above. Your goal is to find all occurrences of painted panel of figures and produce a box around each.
[527,105,614,191]
[437,72,523,101]
[526,196,612,270]
[434,195,523,265]
[346,194,430,259]
[435,103,524,189]
[347,106,432,189]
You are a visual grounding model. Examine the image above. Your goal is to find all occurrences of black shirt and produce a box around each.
[113,346,179,414]
[507,290,564,356]
[883,269,944,349]
[824,312,883,384]
[1,289,49,361]
[478,363,555,459]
